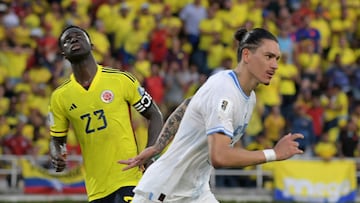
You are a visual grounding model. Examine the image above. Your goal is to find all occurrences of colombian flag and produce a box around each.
[21,159,86,194]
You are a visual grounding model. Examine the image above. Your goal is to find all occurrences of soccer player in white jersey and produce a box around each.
[120,28,304,203]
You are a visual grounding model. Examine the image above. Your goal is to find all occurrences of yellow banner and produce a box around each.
[272,159,357,202]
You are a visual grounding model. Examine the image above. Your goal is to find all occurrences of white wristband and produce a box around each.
[263,149,277,162]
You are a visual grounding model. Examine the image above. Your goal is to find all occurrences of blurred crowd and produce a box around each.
[1,0,360,180]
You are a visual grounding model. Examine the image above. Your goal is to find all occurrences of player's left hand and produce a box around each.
[273,133,304,161]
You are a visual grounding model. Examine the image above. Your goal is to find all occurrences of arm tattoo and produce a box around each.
[154,98,191,153]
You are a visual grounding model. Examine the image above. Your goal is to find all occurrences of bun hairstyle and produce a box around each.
[234,28,278,62]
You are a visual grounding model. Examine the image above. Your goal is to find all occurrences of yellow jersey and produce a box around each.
[48,65,152,201]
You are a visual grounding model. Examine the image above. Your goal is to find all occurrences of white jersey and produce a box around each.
[134,70,256,201]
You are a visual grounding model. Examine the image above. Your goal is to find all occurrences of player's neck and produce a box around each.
[72,59,98,88]
[233,68,256,96]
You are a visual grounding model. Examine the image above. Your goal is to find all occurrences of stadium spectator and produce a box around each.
[256,67,281,119]
[291,15,321,54]
[247,0,265,28]
[95,0,119,50]
[273,1,292,30]
[350,101,360,135]
[86,20,111,65]
[143,63,165,105]
[245,93,265,146]
[137,3,156,38]
[3,120,33,156]
[163,60,185,116]
[133,48,151,83]
[277,25,295,64]
[27,108,48,154]
[337,117,360,158]
[0,84,10,116]
[231,0,249,29]
[113,2,134,58]
[206,33,225,71]
[196,4,223,74]
[160,4,182,43]
[217,0,243,47]
[350,57,360,101]
[314,131,337,161]
[2,118,32,188]
[306,90,325,143]
[277,53,300,122]
[119,18,148,68]
[295,39,322,90]
[164,36,190,71]
[264,105,286,146]
[288,103,315,156]
[322,82,349,133]
[0,111,10,136]
[183,67,205,99]
[290,0,315,27]
[327,34,357,69]
[325,53,351,93]
[179,0,206,50]
[149,14,168,65]
[309,3,331,59]
[43,1,65,38]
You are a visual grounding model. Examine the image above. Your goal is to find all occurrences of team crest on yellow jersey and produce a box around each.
[101,90,114,103]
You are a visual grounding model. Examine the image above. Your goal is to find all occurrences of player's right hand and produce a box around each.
[118,146,158,171]
[273,133,304,161]
[51,153,67,172]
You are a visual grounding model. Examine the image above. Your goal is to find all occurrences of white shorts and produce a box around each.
[132,190,219,203]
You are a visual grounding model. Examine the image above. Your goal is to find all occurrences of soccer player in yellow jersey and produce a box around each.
[48,25,164,203]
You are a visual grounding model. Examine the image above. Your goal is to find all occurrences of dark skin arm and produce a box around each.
[49,136,67,172]
[139,101,164,147]
[119,97,191,170]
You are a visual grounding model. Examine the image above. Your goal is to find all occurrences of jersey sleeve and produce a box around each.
[204,95,235,138]
[121,72,153,113]
[48,91,69,137]
[200,81,235,138]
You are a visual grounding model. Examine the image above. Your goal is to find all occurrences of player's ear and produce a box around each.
[242,48,250,64]
[60,50,67,59]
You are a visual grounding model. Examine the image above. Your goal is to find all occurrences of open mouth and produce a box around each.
[266,71,274,79]
[70,44,81,51]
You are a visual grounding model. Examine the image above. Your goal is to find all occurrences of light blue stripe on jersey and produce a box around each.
[148,192,153,200]
[207,127,233,137]
[228,71,250,100]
